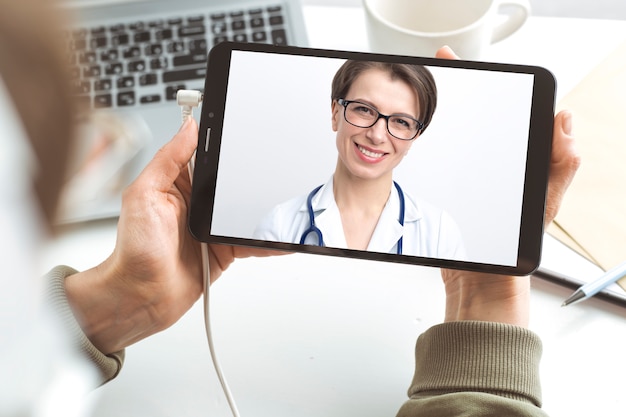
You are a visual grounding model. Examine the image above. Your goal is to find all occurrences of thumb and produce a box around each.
[544,110,581,225]
[435,45,460,60]
[137,118,199,192]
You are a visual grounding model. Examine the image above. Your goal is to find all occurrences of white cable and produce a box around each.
[179,90,240,417]
[200,243,241,417]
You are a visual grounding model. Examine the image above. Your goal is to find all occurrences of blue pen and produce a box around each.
[562,260,626,307]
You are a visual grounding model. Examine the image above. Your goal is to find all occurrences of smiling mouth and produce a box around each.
[357,144,386,159]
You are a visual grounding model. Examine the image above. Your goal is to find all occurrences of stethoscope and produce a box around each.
[299,181,406,254]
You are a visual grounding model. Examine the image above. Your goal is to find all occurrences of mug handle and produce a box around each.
[491,0,531,44]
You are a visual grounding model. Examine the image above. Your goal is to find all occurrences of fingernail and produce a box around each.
[562,111,573,136]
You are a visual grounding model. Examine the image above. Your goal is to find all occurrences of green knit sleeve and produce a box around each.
[396,321,549,417]
[45,265,125,385]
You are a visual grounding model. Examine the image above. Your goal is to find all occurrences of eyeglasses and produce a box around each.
[337,98,424,141]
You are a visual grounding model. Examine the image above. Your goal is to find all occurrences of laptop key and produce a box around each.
[105,62,123,76]
[213,36,228,46]
[94,79,113,91]
[187,15,205,25]
[117,91,136,106]
[179,25,206,37]
[133,31,151,43]
[252,31,267,42]
[94,94,112,108]
[83,65,102,78]
[212,21,227,35]
[166,41,185,54]
[188,39,207,54]
[78,51,97,64]
[100,49,119,61]
[139,73,158,86]
[148,19,165,29]
[231,20,246,32]
[90,36,108,49]
[271,29,287,45]
[109,24,126,33]
[167,17,183,26]
[117,76,135,89]
[163,67,206,83]
[251,17,265,28]
[112,33,130,47]
[156,28,173,41]
[145,44,164,56]
[140,94,161,104]
[173,54,206,67]
[129,22,145,31]
[150,57,168,70]
[128,60,147,72]
[123,46,141,59]
[269,15,284,26]
[165,84,186,100]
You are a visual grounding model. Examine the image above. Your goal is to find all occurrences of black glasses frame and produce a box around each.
[337,98,424,140]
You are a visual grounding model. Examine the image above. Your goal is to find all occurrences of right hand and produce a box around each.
[435,46,581,327]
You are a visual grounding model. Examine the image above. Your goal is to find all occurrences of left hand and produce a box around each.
[65,118,279,355]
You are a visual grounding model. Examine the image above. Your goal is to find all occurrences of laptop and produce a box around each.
[55,0,309,224]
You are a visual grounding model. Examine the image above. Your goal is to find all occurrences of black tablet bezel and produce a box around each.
[188,42,555,276]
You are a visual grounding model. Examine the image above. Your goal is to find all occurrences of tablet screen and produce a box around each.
[189,43,555,275]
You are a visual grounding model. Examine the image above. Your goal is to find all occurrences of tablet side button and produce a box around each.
[205,127,211,153]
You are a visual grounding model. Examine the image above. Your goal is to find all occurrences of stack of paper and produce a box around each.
[549,40,626,290]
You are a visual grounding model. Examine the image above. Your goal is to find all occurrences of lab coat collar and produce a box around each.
[367,182,423,253]
[298,178,424,253]
[303,176,348,248]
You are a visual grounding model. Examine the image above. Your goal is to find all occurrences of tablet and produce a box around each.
[189,42,555,276]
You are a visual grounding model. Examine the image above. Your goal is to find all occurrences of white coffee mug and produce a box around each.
[363,0,530,59]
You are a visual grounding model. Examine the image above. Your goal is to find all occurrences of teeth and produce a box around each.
[358,145,384,158]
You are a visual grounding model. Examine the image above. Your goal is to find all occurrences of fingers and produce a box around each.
[435,46,460,60]
[544,110,581,225]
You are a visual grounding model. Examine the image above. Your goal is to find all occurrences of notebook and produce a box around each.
[55,0,309,224]
[539,39,626,304]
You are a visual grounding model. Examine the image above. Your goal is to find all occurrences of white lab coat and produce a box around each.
[253,176,467,260]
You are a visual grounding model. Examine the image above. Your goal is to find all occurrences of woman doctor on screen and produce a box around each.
[253,60,466,260]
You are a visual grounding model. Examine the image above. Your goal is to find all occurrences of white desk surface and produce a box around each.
[41,6,626,417]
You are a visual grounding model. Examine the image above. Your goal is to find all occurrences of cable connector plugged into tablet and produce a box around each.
[176,89,203,123]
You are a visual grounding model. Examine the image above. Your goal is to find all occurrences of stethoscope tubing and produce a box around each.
[300,181,405,255]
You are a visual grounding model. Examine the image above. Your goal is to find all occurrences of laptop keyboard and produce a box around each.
[67,4,290,109]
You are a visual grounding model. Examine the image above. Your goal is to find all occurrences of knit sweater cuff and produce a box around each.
[45,265,125,385]
[409,321,543,406]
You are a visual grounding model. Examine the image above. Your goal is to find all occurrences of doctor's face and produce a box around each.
[332,68,420,182]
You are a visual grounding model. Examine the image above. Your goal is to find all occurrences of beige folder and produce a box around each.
[549,39,626,289]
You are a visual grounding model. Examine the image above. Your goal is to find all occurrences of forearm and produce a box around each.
[63,257,162,355]
[46,266,125,384]
[442,269,530,327]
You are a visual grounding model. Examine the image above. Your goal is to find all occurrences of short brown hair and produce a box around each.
[331,60,437,133]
